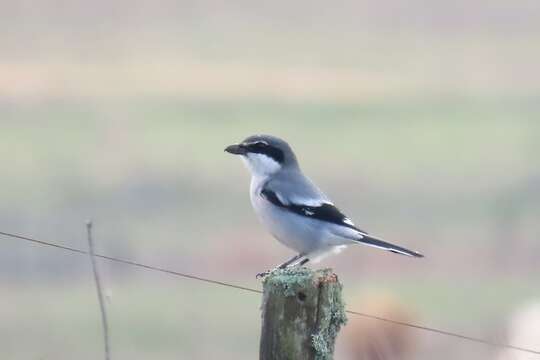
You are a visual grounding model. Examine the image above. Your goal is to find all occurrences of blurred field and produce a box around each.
[1,1,540,359]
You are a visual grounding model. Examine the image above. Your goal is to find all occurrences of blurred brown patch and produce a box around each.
[342,293,417,360]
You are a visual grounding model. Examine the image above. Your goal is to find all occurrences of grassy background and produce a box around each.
[1,1,540,359]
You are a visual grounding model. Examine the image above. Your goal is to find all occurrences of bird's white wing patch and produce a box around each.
[288,197,333,207]
[272,194,332,208]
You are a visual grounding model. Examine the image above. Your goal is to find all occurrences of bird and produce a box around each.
[225,134,423,276]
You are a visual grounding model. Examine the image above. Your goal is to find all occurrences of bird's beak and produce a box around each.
[224,143,247,155]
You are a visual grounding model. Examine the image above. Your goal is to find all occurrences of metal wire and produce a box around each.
[1,230,539,356]
[344,310,540,355]
[0,231,261,294]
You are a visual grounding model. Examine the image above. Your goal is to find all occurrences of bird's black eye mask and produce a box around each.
[243,141,285,164]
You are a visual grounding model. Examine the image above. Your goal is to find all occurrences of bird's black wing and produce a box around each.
[260,187,365,232]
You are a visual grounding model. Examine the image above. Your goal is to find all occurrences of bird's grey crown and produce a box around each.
[241,134,299,168]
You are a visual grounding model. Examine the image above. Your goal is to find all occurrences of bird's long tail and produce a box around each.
[356,233,424,257]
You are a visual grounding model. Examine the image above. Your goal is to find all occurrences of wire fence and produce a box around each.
[1,229,539,356]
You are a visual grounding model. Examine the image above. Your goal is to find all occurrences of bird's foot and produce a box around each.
[256,270,271,279]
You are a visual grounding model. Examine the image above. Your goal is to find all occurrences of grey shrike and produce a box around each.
[225,134,423,275]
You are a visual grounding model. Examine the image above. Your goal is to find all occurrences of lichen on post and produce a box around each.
[259,267,347,360]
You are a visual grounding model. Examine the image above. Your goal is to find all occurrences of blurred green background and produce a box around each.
[1,1,539,359]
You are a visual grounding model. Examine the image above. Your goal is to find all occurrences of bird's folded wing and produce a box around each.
[260,186,366,233]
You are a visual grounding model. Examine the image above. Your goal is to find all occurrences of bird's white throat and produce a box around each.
[241,153,281,177]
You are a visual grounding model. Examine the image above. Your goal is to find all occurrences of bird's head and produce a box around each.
[225,134,298,177]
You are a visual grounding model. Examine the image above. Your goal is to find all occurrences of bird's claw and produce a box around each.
[256,270,271,279]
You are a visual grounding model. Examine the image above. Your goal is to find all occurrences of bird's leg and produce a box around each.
[277,253,304,269]
[298,258,309,266]
[256,253,304,279]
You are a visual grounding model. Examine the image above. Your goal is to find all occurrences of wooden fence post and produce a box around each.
[259,267,347,360]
